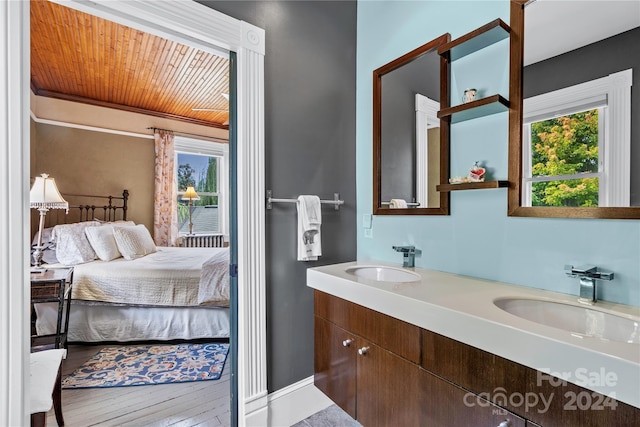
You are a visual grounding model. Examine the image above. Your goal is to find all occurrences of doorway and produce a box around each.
[1,1,267,425]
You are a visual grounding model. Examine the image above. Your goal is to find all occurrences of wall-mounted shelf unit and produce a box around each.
[436,180,510,192]
[436,18,513,193]
[437,94,509,123]
[437,18,510,62]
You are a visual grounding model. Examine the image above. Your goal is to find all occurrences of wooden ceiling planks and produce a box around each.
[30,0,229,129]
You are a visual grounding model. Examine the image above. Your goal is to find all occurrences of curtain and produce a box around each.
[153,130,178,246]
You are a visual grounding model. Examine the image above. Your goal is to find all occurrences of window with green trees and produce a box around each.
[522,69,632,208]
[527,108,600,207]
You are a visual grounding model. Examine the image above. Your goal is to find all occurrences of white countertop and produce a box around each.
[307,260,640,409]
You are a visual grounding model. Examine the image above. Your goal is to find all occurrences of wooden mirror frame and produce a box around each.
[508,0,640,219]
[373,33,451,216]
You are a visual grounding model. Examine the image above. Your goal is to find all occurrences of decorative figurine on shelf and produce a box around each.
[468,161,486,182]
[448,162,487,184]
[463,88,477,103]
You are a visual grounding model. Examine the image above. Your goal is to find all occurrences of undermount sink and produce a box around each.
[494,298,640,344]
[345,265,420,283]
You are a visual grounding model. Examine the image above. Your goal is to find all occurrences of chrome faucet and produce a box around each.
[393,245,416,267]
[565,265,614,304]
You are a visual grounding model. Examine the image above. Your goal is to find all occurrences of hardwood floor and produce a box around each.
[46,344,231,427]
[48,344,359,427]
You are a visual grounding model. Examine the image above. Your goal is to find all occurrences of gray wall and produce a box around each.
[196,1,357,392]
[524,26,639,204]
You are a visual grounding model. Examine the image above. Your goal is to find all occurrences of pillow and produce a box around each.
[112,224,157,260]
[85,221,135,262]
[51,221,101,265]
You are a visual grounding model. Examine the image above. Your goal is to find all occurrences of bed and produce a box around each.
[33,190,230,343]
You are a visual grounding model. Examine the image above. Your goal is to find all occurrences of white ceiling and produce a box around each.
[525,0,640,65]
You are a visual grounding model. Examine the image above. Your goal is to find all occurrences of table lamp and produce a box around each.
[30,173,68,270]
[182,186,200,235]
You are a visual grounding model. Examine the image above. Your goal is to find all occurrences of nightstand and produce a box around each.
[30,268,73,350]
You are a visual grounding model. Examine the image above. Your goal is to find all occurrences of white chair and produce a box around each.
[30,349,66,427]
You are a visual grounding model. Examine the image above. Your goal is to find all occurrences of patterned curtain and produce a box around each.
[153,130,178,246]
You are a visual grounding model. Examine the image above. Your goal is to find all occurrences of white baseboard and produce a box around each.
[243,392,269,427]
[263,376,333,427]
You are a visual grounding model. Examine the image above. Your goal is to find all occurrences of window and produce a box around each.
[174,137,229,237]
[524,108,602,207]
[522,69,632,207]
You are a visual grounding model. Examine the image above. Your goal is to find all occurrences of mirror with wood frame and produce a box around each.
[508,0,640,219]
[373,33,451,215]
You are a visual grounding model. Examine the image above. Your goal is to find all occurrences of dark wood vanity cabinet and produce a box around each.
[314,291,526,427]
[314,292,424,426]
[314,290,640,427]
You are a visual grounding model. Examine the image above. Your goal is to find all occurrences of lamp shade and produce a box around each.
[30,173,69,211]
[182,186,200,200]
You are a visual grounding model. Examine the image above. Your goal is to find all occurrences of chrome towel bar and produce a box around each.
[266,190,344,210]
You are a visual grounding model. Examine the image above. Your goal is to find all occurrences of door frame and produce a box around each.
[1,1,267,425]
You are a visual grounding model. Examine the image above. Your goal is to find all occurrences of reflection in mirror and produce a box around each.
[374,34,450,215]
[381,54,440,206]
[508,0,640,218]
[414,94,441,208]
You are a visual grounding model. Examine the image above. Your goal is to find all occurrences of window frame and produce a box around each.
[522,69,632,207]
[174,136,229,238]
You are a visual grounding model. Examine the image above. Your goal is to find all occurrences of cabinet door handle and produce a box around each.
[358,346,370,355]
[342,339,353,347]
[497,420,511,427]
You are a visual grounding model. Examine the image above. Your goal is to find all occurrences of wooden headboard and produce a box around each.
[38,189,129,231]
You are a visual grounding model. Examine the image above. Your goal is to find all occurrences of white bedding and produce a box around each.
[35,301,229,342]
[198,249,230,305]
[71,246,229,307]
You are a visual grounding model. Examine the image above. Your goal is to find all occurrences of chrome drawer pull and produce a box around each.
[358,346,370,355]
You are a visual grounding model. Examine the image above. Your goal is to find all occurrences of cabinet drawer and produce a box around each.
[420,366,526,427]
[314,290,351,328]
[421,329,640,426]
[315,290,421,364]
[421,328,527,407]
[31,283,61,299]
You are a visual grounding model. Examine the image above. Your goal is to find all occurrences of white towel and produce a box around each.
[389,198,407,208]
[297,195,322,261]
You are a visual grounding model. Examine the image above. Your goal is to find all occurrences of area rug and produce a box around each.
[62,343,229,389]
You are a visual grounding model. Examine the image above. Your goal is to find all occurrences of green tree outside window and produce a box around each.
[198,157,218,206]
[530,109,599,207]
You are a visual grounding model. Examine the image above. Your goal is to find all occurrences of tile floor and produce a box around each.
[292,404,362,427]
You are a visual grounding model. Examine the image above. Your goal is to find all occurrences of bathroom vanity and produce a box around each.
[308,262,640,427]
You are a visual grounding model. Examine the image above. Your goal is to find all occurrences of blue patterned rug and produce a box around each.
[62,343,229,389]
